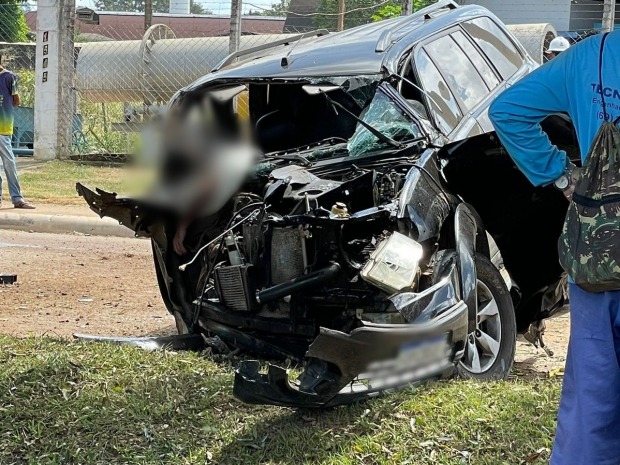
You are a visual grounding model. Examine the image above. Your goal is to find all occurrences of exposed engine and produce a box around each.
[202,162,422,333]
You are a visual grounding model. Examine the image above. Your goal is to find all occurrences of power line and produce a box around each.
[243,0,392,17]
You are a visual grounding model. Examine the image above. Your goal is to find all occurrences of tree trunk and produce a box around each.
[402,0,412,16]
[144,0,153,31]
[337,0,345,31]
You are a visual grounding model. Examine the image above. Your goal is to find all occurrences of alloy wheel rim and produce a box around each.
[460,280,502,374]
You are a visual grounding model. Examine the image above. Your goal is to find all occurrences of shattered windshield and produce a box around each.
[347,89,422,157]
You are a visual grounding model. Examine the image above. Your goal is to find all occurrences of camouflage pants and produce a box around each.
[550,284,620,465]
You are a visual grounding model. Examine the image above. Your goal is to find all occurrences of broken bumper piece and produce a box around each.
[233,299,468,408]
[73,333,206,351]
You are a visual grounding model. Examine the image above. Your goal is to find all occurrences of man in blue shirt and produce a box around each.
[489,32,620,464]
[0,62,34,209]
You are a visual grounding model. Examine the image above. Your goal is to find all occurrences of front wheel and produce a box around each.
[457,254,516,380]
[434,251,516,380]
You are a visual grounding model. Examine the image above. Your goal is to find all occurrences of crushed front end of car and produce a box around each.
[77,74,496,408]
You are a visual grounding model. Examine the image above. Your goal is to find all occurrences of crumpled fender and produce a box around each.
[454,203,489,332]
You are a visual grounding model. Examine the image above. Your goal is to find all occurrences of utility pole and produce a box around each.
[402,0,412,16]
[337,0,344,31]
[602,0,616,32]
[34,0,76,160]
[229,0,242,53]
[145,0,153,30]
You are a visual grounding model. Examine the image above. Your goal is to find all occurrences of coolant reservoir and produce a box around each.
[361,232,423,294]
[330,202,349,218]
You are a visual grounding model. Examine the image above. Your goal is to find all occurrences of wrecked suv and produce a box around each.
[78,0,579,407]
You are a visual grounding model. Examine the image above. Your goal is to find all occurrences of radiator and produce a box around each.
[215,265,256,312]
[270,227,305,285]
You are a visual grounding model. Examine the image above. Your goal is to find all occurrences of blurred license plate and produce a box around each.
[396,334,449,369]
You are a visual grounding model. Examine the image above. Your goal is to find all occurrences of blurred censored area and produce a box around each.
[139,89,259,217]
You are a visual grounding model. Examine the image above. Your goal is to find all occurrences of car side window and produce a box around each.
[462,17,523,80]
[451,30,499,91]
[424,34,489,111]
[415,49,462,135]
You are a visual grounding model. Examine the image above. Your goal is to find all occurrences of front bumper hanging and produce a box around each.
[233,258,469,408]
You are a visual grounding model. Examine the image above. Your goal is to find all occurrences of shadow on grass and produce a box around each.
[215,377,560,465]
[215,402,375,464]
[0,348,382,464]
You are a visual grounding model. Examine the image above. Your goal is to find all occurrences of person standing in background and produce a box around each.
[0,58,34,209]
[546,36,571,60]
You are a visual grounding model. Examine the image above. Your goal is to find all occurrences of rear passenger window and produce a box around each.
[462,17,523,80]
[451,30,499,90]
[425,35,489,111]
[415,49,462,134]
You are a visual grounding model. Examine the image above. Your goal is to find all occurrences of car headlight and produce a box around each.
[360,232,423,294]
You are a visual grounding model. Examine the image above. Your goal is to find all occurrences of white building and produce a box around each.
[457,0,619,32]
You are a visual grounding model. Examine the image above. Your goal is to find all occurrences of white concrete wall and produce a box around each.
[169,0,190,15]
[460,0,572,31]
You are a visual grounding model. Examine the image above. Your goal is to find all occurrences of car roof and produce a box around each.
[183,2,507,91]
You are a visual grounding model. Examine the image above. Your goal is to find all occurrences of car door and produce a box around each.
[460,16,532,132]
[412,28,498,141]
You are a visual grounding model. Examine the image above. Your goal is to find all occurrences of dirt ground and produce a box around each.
[0,230,175,338]
[514,314,569,377]
[0,229,569,376]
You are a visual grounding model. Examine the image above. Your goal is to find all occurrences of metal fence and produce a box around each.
[71,12,295,159]
[65,1,428,159]
[0,1,615,161]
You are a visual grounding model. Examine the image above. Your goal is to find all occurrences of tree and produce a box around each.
[602,0,616,32]
[371,3,400,21]
[246,0,289,17]
[190,0,211,14]
[314,0,431,30]
[94,0,212,14]
[260,0,289,16]
[0,0,29,42]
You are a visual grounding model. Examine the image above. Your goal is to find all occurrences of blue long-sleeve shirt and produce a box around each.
[489,32,620,186]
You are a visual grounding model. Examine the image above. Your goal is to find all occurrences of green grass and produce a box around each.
[0,336,561,465]
[18,161,148,205]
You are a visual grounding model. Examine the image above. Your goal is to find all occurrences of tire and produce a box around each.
[434,250,517,380]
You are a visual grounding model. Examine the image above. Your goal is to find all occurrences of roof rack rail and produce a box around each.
[423,0,458,19]
[375,0,459,52]
[212,29,330,72]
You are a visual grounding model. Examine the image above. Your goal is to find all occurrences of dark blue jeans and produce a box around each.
[550,284,620,464]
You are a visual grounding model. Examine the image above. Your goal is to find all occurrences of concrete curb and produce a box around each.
[0,211,135,238]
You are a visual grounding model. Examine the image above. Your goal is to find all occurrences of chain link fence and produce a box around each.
[64,1,432,160]
[0,0,616,161]
[69,8,298,160]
